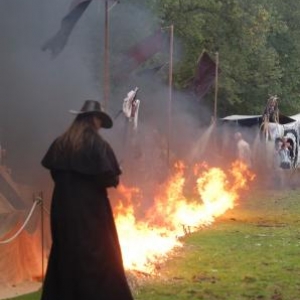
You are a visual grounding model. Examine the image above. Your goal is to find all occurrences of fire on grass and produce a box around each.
[113,160,255,274]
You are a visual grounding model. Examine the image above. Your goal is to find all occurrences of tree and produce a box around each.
[143,0,296,116]
[266,0,300,114]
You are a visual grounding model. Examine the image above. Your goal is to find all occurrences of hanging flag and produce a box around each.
[135,63,167,78]
[42,0,92,58]
[192,51,219,99]
[126,30,164,66]
[69,0,91,11]
[114,29,166,79]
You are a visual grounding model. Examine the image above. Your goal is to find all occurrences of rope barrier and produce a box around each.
[43,206,50,215]
[0,197,42,245]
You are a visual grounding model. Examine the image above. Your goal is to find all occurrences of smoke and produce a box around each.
[0,0,212,194]
[0,0,100,186]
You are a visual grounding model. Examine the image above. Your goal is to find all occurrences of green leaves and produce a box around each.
[142,0,300,116]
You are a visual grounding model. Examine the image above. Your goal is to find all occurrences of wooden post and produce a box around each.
[103,0,109,111]
[39,192,45,282]
[212,52,219,153]
[213,52,219,120]
[167,24,174,168]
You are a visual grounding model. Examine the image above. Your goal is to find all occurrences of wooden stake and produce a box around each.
[167,24,174,168]
[103,0,109,111]
[213,52,219,120]
[39,191,45,283]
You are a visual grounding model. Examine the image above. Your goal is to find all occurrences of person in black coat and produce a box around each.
[40,100,134,300]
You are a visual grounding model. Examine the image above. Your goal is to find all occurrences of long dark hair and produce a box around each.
[57,113,98,153]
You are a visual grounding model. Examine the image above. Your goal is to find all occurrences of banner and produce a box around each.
[114,29,166,79]
[193,51,219,99]
[42,0,92,58]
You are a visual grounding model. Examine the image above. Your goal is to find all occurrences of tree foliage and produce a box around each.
[138,0,300,116]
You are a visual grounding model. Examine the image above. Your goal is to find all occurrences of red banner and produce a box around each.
[193,51,219,99]
[113,29,166,80]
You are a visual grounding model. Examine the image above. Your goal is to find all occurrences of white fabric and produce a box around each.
[221,114,261,121]
[122,87,140,129]
[131,99,140,129]
[267,123,284,140]
[279,148,291,164]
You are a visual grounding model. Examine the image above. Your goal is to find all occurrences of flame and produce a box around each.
[113,160,255,273]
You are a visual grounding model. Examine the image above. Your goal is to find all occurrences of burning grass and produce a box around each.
[114,160,255,273]
[5,173,300,300]
[132,187,300,300]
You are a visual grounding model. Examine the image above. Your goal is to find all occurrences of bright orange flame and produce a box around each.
[113,160,255,273]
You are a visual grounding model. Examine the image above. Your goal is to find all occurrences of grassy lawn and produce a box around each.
[4,292,41,300]
[6,187,300,300]
[134,188,300,300]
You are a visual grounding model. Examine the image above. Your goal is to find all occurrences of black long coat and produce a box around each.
[40,129,134,300]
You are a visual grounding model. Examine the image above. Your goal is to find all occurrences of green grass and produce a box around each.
[6,187,300,300]
[4,291,41,300]
[134,188,300,300]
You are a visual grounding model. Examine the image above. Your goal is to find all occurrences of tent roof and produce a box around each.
[220,113,297,125]
[289,113,300,121]
[221,115,261,121]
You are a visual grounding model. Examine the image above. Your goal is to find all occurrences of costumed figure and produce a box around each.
[40,100,134,300]
[234,132,252,168]
[261,95,280,140]
[273,137,292,187]
[120,87,142,184]
[278,137,292,169]
[122,87,140,130]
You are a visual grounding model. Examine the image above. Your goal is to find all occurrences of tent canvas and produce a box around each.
[220,113,296,126]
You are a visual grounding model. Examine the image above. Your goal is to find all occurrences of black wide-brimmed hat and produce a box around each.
[70,100,113,129]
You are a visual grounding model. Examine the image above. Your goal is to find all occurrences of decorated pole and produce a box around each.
[167,24,174,168]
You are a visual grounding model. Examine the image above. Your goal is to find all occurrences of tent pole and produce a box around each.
[103,0,110,111]
[40,191,45,283]
[167,24,174,169]
[213,52,219,120]
[212,52,219,155]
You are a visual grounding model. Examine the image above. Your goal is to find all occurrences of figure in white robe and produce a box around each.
[122,87,140,130]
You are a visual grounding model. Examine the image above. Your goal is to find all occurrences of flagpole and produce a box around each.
[167,24,174,168]
[103,0,109,111]
[213,51,219,120]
